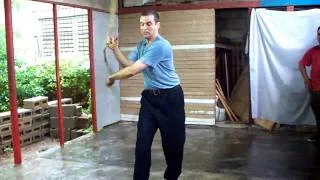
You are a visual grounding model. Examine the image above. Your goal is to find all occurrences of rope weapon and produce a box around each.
[103,46,114,74]
[104,0,117,75]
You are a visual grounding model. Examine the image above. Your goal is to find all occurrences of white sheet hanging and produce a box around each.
[249,9,320,125]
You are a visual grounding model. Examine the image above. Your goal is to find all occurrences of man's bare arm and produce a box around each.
[106,36,133,67]
[299,63,311,90]
[111,47,133,67]
[106,60,147,86]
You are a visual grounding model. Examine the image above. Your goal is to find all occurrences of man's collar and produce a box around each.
[144,35,160,46]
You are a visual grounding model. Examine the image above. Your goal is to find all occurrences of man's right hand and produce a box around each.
[304,79,311,90]
[105,76,115,87]
[106,36,118,50]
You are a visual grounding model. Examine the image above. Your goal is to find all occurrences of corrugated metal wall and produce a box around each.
[119,9,216,125]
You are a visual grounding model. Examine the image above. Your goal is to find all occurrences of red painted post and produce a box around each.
[53,4,64,146]
[88,9,98,133]
[4,0,22,165]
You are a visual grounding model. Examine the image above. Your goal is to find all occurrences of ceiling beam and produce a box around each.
[118,1,260,14]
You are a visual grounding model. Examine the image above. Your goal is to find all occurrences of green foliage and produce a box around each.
[35,60,90,103]
[3,147,13,153]
[59,61,90,103]
[0,26,9,112]
[84,124,93,133]
[86,89,92,114]
[15,65,47,106]
[0,26,90,112]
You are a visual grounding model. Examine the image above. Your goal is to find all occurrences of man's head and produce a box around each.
[317,26,320,45]
[140,10,160,41]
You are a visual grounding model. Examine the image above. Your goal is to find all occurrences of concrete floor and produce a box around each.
[1,122,320,180]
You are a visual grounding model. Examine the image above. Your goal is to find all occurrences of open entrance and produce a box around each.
[215,8,250,123]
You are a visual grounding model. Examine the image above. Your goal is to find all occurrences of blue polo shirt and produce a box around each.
[128,35,180,89]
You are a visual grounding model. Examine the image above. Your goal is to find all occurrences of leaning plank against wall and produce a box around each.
[119,9,216,125]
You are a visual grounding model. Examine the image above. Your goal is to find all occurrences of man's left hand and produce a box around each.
[106,77,115,87]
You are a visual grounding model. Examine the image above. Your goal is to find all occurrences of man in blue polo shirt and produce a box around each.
[106,10,185,180]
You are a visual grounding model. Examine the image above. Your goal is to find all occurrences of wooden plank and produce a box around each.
[121,101,215,107]
[120,19,214,26]
[175,58,215,62]
[121,102,214,111]
[120,87,215,92]
[122,79,215,85]
[121,102,215,109]
[125,73,215,80]
[121,83,214,88]
[120,37,214,44]
[128,75,214,81]
[121,25,215,33]
[254,118,276,131]
[120,94,215,99]
[120,82,216,88]
[121,108,214,119]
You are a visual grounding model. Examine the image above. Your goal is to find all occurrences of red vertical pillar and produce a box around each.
[53,4,64,146]
[4,0,22,165]
[88,9,98,133]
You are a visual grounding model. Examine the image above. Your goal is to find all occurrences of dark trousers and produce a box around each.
[133,85,186,180]
[311,91,320,138]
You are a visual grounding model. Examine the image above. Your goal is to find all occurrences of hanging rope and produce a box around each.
[104,0,118,73]
[103,46,114,74]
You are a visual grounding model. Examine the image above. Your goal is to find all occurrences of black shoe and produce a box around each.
[306,135,317,143]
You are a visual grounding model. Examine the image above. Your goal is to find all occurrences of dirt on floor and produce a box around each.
[0,137,60,167]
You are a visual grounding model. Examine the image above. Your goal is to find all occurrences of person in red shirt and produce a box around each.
[299,26,320,143]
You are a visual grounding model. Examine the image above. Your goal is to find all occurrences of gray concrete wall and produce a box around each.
[93,11,120,130]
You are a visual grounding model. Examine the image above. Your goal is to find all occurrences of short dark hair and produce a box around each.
[318,26,320,32]
[141,10,160,22]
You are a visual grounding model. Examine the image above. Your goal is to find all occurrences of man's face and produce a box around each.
[317,29,320,44]
[140,15,160,40]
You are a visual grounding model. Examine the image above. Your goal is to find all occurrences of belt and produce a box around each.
[145,85,179,96]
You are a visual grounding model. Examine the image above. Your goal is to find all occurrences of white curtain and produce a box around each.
[249,9,320,125]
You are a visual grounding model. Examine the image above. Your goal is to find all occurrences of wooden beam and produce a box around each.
[119,1,260,14]
[254,118,276,131]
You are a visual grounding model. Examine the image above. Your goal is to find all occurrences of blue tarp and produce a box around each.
[261,0,320,6]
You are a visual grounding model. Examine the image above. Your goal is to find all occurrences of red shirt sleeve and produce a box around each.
[299,48,313,67]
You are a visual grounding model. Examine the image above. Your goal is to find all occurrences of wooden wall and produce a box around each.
[119,9,216,125]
